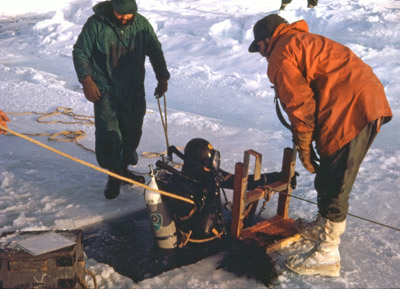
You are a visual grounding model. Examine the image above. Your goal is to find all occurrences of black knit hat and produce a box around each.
[248,14,288,53]
[112,0,138,14]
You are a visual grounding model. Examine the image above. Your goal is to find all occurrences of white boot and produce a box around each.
[286,217,346,277]
[294,213,325,242]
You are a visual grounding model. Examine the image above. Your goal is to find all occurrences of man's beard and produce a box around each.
[114,17,133,28]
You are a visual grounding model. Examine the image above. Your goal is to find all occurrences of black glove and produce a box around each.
[82,76,101,103]
[154,79,168,98]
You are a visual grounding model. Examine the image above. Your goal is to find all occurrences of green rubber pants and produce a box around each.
[315,118,381,222]
[94,92,146,171]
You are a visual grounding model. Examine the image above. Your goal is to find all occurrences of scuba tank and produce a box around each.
[144,165,178,249]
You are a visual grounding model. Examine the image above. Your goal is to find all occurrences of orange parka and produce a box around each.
[266,20,392,157]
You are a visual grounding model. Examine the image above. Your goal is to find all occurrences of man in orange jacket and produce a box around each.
[249,14,392,277]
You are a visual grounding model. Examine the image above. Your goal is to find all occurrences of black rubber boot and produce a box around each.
[122,168,146,185]
[104,175,121,199]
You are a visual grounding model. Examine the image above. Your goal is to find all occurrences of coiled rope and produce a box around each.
[6,107,95,152]
[0,124,196,207]
[5,106,182,166]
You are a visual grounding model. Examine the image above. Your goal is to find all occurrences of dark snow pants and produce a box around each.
[314,118,381,222]
[94,92,146,171]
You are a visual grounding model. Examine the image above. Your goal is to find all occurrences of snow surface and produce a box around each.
[1,0,399,288]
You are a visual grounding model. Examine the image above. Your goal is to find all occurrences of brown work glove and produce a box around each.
[82,76,101,103]
[293,131,318,174]
[154,78,168,98]
[0,110,10,135]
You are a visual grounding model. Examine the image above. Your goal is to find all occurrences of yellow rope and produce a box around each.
[187,228,224,243]
[6,107,96,152]
[84,269,98,289]
[6,129,95,153]
[178,228,223,248]
[0,124,196,206]
[177,206,197,222]
[7,107,94,125]
[141,148,184,169]
[6,107,179,157]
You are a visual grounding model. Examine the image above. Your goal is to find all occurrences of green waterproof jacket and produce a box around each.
[72,1,170,104]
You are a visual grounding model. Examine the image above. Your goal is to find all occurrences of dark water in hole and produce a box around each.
[82,209,228,283]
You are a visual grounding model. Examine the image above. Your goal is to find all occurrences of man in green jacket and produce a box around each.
[73,0,170,199]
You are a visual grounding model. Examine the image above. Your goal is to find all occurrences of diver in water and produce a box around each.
[154,138,283,245]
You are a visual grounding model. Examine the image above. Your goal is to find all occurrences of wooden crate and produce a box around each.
[0,230,85,289]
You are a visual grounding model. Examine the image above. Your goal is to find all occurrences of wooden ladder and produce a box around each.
[230,146,301,254]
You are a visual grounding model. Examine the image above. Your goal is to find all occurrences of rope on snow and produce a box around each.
[0,123,196,207]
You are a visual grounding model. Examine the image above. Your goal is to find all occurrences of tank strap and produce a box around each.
[154,231,178,241]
